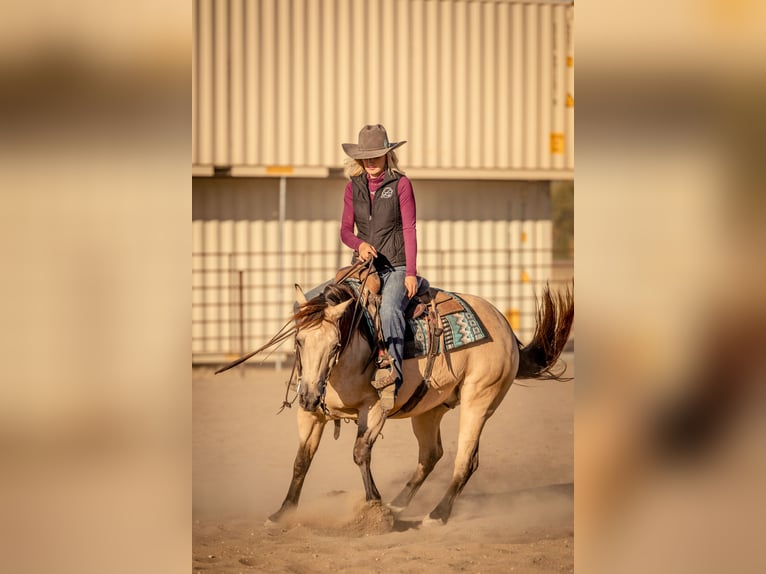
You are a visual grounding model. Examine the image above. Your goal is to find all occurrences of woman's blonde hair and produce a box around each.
[343,150,405,179]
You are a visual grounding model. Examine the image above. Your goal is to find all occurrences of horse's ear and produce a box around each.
[294,284,307,306]
[325,298,353,321]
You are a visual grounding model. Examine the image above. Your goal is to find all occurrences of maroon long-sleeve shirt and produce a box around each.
[340,172,418,277]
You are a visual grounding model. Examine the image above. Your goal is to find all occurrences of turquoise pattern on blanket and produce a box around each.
[404,292,489,359]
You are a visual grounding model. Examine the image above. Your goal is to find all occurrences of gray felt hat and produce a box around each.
[342,124,407,160]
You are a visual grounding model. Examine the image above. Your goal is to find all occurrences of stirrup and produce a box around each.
[371,366,397,390]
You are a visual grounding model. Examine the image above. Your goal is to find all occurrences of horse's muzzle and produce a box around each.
[298,380,325,412]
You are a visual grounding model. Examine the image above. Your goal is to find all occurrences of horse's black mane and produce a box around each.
[292,282,357,332]
[322,282,356,306]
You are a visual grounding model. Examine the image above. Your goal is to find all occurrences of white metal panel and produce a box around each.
[482,1,498,169]
[230,0,245,166]
[192,0,574,177]
[213,0,228,165]
[306,0,322,166]
[335,0,353,164]
[277,0,292,163]
[438,1,454,167]
[467,1,482,169]
[381,0,397,134]
[510,2,524,168]
[553,3,567,170]
[244,0,260,166]
[196,0,213,165]
[565,4,574,169]
[410,0,425,168]
[523,3,539,169]
[320,0,338,166]
[452,0,469,169]
[424,0,439,164]
[496,2,510,166]
[194,0,203,163]
[260,0,276,165]
[539,3,553,170]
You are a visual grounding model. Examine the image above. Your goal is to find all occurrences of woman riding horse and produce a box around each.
[269,280,573,525]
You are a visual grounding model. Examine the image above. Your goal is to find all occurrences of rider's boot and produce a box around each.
[371,352,397,414]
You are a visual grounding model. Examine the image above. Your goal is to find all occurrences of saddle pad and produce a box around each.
[404,291,490,359]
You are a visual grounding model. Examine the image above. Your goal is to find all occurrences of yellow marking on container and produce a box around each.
[566,56,574,67]
[521,271,531,283]
[505,308,520,331]
[521,231,528,242]
[266,165,295,175]
[550,132,565,154]
[565,93,574,108]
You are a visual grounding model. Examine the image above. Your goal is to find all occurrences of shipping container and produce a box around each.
[192,0,574,179]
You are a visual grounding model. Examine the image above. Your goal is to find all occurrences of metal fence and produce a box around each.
[192,247,573,365]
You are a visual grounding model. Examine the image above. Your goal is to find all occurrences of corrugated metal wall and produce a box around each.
[192,0,574,178]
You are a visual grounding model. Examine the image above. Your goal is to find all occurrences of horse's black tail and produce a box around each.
[515,285,574,380]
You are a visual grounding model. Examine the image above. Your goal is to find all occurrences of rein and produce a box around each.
[312,259,375,414]
[214,319,296,375]
[345,258,375,349]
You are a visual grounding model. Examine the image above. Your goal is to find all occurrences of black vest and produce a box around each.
[351,173,406,270]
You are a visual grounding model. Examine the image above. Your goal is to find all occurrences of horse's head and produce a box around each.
[293,284,354,412]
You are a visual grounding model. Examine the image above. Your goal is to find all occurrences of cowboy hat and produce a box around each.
[341,124,407,160]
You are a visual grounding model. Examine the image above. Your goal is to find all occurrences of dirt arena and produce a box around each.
[193,353,573,573]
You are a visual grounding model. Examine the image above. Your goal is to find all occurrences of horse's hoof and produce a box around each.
[266,510,287,526]
[386,504,405,514]
[420,516,446,528]
[264,518,280,527]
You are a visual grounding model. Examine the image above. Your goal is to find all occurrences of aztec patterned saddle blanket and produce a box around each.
[403,289,489,359]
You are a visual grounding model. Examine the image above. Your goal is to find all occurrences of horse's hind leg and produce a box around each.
[268,409,326,523]
[426,402,491,524]
[389,404,449,512]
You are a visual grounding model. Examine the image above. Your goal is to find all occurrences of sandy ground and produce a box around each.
[193,353,573,573]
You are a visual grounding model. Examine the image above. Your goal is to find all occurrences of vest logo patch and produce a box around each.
[380,186,394,199]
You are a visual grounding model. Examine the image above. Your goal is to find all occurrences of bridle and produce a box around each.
[319,321,344,413]
[287,317,343,415]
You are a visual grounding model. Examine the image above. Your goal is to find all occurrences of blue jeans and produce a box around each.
[378,266,410,392]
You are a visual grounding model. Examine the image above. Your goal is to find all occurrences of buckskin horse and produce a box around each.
[255,273,574,525]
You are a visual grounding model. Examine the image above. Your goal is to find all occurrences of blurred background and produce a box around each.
[576,0,766,572]
[0,2,189,574]
[2,0,766,572]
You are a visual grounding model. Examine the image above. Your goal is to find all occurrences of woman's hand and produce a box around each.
[404,275,418,299]
[358,242,378,261]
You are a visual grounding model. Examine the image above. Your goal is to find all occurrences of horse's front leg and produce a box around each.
[354,402,386,502]
[268,408,326,523]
